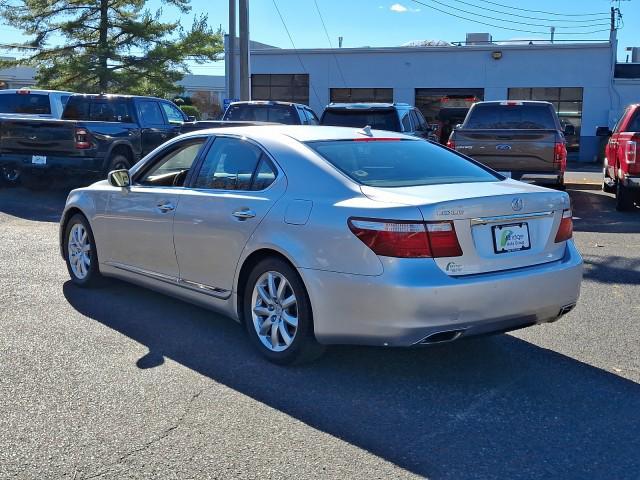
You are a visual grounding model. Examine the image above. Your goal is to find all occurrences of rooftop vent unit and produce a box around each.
[466,33,492,45]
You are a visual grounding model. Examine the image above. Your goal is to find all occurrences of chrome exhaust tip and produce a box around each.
[418,329,464,345]
[558,303,576,317]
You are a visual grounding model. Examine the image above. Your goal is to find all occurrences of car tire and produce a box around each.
[243,257,325,365]
[64,213,104,287]
[105,154,131,177]
[602,166,616,194]
[554,174,566,190]
[615,181,635,211]
[0,166,21,187]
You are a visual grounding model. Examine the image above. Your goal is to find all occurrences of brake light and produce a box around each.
[16,88,30,95]
[554,142,567,171]
[75,128,91,149]
[554,209,573,243]
[446,138,456,149]
[627,140,640,175]
[348,218,462,258]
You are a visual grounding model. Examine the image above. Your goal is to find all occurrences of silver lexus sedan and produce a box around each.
[60,126,583,364]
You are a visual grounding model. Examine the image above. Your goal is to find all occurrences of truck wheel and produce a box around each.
[105,154,131,177]
[602,167,616,194]
[0,167,21,187]
[554,174,566,190]
[615,181,635,211]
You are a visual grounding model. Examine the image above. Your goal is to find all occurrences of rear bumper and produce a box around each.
[509,171,563,184]
[0,153,104,175]
[301,240,583,346]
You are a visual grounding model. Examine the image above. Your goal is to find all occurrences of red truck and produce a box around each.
[599,104,640,211]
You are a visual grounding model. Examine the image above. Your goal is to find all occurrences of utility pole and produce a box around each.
[228,0,236,100]
[239,0,250,101]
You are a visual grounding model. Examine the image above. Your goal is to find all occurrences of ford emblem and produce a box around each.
[496,144,512,151]
[512,198,524,211]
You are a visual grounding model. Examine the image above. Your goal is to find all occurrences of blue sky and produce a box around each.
[2,0,639,75]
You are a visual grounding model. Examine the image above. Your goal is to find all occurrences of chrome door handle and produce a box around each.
[232,209,256,220]
[156,202,175,213]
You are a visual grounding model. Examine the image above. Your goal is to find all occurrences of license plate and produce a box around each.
[498,171,512,178]
[492,222,531,254]
[32,155,47,165]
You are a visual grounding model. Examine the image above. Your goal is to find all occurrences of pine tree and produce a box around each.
[0,0,223,97]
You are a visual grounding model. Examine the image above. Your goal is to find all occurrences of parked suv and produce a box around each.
[448,101,572,188]
[598,103,640,210]
[320,103,432,139]
[222,101,319,125]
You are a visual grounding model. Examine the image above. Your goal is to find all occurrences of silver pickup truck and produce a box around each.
[447,100,573,188]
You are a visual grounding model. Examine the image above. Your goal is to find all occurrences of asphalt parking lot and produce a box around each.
[0,179,639,479]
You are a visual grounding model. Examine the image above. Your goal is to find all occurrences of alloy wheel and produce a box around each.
[250,271,299,352]
[68,223,91,279]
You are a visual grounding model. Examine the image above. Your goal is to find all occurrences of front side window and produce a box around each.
[306,139,500,187]
[194,137,276,191]
[304,108,319,125]
[138,139,207,186]
[161,102,185,124]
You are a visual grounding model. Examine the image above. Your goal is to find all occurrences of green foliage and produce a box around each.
[180,105,200,120]
[0,0,223,97]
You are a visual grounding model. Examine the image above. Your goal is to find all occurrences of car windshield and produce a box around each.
[464,104,557,130]
[224,104,296,124]
[0,93,51,115]
[321,109,401,132]
[306,139,500,187]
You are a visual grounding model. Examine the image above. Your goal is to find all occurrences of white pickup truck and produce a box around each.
[0,88,74,184]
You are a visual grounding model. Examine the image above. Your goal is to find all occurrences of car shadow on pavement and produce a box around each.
[63,280,640,479]
[569,187,640,234]
[0,187,70,222]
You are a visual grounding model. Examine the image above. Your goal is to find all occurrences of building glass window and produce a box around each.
[330,88,393,103]
[251,74,309,105]
[415,88,485,144]
[508,87,583,152]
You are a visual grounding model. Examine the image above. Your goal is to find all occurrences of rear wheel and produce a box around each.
[0,166,21,187]
[64,213,103,287]
[615,181,635,211]
[553,173,566,190]
[105,154,131,177]
[602,166,616,194]
[243,258,324,365]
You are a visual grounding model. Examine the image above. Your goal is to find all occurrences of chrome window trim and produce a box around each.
[470,211,554,226]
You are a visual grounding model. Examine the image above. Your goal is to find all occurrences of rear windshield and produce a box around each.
[0,93,51,115]
[224,104,297,124]
[306,139,500,187]
[63,97,133,122]
[464,104,557,130]
[321,109,401,132]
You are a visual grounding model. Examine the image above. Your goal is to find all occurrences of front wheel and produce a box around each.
[244,258,324,365]
[64,213,103,287]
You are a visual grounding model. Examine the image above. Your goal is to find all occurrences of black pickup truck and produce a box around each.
[0,94,262,188]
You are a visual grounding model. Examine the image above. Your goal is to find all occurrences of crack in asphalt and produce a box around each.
[79,387,209,479]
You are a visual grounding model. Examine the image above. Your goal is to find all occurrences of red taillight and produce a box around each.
[75,128,91,149]
[625,140,640,174]
[16,88,30,95]
[348,218,462,258]
[554,142,567,171]
[554,209,573,243]
[446,138,456,149]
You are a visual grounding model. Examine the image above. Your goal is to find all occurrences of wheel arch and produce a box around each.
[59,206,88,259]
[234,248,304,325]
[104,141,136,172]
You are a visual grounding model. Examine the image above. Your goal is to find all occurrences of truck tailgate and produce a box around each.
[454,129,558,172]
[0,118,78,156]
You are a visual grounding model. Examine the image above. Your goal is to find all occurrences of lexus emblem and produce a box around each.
[512,198,523,211]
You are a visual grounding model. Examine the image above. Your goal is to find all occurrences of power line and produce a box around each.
[412,0,609,30]
[445,0,609,24]
[469,0,609,16]
[271,0,322,106]
[312,0,347,87]
[409,0,611,35]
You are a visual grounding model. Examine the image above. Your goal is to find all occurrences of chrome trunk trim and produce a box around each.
[470,211,554,226]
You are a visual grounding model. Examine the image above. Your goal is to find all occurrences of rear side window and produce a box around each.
[224,104,298,124]
[321,109,401,132]
[63,97,132,122]
[626,111,640,132]
[464,104,557,130]
[0,93,51,115]
[306,139,499,187]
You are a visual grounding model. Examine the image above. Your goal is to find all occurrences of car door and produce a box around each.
[137,100,172,155]
[102,136,210,279]
[172,135,286,296]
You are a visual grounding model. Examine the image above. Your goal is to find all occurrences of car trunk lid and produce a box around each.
[360,180,570,276]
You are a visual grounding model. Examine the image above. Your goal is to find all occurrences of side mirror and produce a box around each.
[563,124,576,136]
[596,126,613,137]
[108,169,131,188]
[454,124,463,130]
[187,115,196,122]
